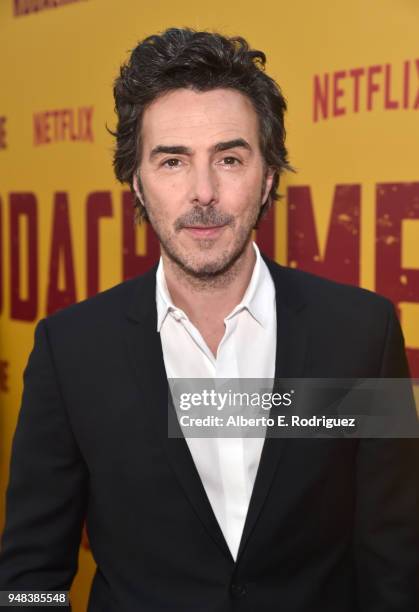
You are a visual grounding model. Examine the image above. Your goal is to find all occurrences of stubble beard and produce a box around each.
[147,203,260,287]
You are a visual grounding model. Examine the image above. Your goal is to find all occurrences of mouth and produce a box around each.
[182,225,227,239]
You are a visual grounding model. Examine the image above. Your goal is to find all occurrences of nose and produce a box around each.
[189,161,219,207]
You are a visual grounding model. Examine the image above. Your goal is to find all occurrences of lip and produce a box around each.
[183,225,226,239]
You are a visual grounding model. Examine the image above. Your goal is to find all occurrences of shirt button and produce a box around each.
[230,583,247,598]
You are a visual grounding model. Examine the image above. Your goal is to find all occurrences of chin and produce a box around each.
[179,251,245,279]
[163,233,252,279]
[188,263,228,278]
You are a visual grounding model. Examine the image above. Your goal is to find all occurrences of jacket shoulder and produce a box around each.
[266,261,400,376]
[44,265,157,334]
[266,259,393,315]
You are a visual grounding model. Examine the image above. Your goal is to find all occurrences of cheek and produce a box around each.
[141,164,181,196]
[222,173,263,212]
[143,178,183,216]
[146,178,177,200]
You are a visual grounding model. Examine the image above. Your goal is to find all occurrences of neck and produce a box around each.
[162,241,256,328]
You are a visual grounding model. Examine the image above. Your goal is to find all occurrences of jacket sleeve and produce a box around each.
[0,318,88,595]
[355,301,419,611]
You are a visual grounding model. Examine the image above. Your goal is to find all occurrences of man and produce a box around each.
[0,28,418,611]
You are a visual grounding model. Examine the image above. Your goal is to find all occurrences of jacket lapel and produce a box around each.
[236,256,309,560]
[124,266,234,562]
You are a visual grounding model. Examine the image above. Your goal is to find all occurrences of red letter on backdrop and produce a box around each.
[0,117,7,149]
[122,191,160,280]
[86,191,113,297]
[0,360,9,392]
[10,193,38,321]
[46,192,77,315]
[332,70,347,117]
[376,182,419,376]
[384,63,399,110]
[0,196,3,314]
[287,184,360,285]
[349,67,365,113]
[366,65,382,111]
[255,205,275,259]
[313,74,329,122]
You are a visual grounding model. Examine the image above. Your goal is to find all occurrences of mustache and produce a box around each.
[174,206,234,231]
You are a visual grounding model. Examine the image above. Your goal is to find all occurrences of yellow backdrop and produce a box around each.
[1,1,418,609]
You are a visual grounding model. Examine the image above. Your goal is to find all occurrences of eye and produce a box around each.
[162,158,182,168]
[220,156,241,166]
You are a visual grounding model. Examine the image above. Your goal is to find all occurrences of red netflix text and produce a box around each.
[313,59,419,121]
[14,0,86,16]
[33,106,94,145]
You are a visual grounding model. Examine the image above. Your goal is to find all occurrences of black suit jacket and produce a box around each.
[0,257,418,611]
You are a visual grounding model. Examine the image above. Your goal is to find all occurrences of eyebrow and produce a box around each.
[149,138,251,160]
[149,145,192,159]
[214,138,251,153]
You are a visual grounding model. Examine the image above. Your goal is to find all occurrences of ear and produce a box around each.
[132,172,144,205]
[262,167,275,206]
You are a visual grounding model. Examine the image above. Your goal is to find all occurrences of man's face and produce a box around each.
[135,88,274,278]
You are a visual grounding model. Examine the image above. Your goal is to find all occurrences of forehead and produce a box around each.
[141,88,260,148]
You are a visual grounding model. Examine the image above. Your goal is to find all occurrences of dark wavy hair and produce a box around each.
[111,27,293,223]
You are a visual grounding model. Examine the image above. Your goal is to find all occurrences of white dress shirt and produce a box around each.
[156,242,276,560]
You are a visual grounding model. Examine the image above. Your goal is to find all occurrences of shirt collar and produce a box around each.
[156,258,183,331]
[156,242,273,331]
